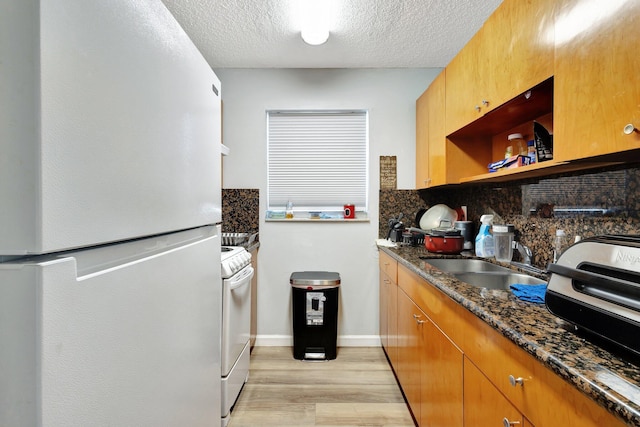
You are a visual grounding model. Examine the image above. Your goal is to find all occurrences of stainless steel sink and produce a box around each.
[421,258,546,290]
[451,272,545,290]
[422,258,512,273]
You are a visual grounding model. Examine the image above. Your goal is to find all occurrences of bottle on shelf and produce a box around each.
[508,133,527,156]
[285,200,294,219]
[527,140,537,163]
[553,229,567,263]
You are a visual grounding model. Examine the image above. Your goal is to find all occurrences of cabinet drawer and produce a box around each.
[523,355,627,427]
[461,309,627,427]
[398,264,465,346]
[461,309,534,411]
[379,251,397,283]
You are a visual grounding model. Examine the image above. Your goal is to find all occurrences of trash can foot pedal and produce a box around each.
[304,351,326,360]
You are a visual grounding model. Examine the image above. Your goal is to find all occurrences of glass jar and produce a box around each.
[508,133,527,156]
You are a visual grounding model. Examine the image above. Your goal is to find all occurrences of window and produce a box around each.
[267,110,368,216]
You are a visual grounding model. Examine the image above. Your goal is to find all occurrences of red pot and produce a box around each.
[424,224,464,254]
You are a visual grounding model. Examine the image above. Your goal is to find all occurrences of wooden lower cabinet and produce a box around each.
[397,289,423,421]
[379,251,398,367]
[421,316,463,427]
[387,278,399,368]
[383,258,628,427]
[464,357,524,427]
[379,269,389,350]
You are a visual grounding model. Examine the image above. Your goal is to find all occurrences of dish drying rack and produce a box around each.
[221,232,258,247]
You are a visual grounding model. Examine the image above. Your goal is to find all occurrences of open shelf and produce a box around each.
[448,78,554,140]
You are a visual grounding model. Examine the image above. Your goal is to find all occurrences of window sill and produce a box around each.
[265,211,369,222]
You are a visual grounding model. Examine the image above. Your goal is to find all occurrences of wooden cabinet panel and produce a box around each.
[554,0,640,160]
[387,255,626,427]
[445,0,555,135]
[397,289,423,421]
[379,251,398,283]
[445,29,485,134]
[379,251,398,366]
[464,357,524,427]
[416,86,430,188]
[416,70,447,188]
[398,264,465,346]
[387,274,399,368]
[421,319,463,427]
[379,269,390,350]
[482,0,555,112]
[461,307,534,411]
[522,354,627,427]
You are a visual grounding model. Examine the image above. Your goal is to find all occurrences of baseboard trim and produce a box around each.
[255,335,381,347]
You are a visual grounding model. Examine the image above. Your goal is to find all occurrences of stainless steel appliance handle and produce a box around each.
[547,263,640,312]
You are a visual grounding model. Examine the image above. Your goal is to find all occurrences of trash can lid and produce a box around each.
[290,271,341,286]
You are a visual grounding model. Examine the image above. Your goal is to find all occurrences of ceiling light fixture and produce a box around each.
[299,0,330,45]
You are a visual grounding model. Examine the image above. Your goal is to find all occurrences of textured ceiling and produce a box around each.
[161,0,504,68]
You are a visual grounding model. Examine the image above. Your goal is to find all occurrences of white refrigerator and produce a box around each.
[0,1,223,426]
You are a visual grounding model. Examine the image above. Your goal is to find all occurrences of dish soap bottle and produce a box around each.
[475,214,495,258]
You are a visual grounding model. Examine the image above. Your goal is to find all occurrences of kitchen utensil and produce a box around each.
[419,204,458,231]
[407,227,427,247]
[387,213,405,242]
[424,221,464,254]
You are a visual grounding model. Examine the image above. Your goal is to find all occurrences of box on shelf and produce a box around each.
[488,155,532,173]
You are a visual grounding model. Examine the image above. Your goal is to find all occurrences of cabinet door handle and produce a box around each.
[412,313,425,324]
[503,418,520,427]
[623,123,637,135]
[482,99,489,107]
[475,105,481,112]
[508,375,525,387]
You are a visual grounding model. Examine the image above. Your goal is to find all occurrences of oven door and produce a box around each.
[221,264,254,376]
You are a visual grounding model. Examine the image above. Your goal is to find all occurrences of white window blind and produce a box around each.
[267,110,368,212]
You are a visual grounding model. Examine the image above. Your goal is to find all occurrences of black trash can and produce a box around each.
[290,271,340,360]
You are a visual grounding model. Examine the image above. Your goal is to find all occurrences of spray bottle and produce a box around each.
[475,214,495,258]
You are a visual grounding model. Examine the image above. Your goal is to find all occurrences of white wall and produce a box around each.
[216,68,439,346]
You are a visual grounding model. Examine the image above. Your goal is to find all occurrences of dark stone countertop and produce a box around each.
[379,244,640,427]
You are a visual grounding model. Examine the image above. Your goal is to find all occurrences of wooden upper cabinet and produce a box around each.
[445,0,555,135]
[553,0,640,161]
[444,29,484,135]
[416,87,430,188]
[416,70,447,189]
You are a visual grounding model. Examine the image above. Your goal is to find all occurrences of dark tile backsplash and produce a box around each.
[380,164,640,268]
[222,189,259,235]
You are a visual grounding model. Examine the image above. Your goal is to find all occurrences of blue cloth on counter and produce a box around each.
[509,284,547,304]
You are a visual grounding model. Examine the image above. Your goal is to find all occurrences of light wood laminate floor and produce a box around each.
[228,346,415,427]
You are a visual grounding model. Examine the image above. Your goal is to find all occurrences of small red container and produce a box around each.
[343,204,355,219]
